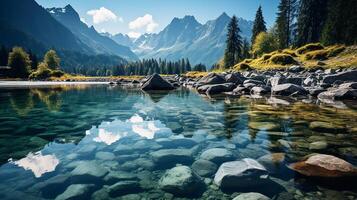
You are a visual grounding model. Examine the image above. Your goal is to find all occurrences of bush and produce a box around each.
[51,70,65,77]
[269,54,298,65]
[304,50,328,60]
[44,50,60,70]
[252,32,279,57]
[296,43,324,54]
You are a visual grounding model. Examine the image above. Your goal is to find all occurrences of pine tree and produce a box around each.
[28,50,38,70]
[224,15,242,68]
[275,0,298,48]
[44,50,60,70]
[185,58,191,72]
[296,0,328,46]
[251,6,267,45]
[242,39,251,59]
[0,46,8,66]
[321,0,357,45]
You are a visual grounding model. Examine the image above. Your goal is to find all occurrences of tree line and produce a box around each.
[223,0,357,68]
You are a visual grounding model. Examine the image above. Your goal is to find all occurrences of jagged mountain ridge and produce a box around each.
[47,5,138,61]
[112,13,253,67]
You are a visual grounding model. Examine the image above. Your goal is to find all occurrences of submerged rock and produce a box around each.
[233,192,271,200]
[214,158,269,189]
[309,141,328,150]
[107,181,142,197]
[150,149,194,168]
[257,153,286,173]
[55,184,95,200]
[248,122,280,131]
[141,74,175,91]
[191,159,218,177]
[200,148,235,165]
[159,165,203,196]
[317,88,357,100]
[70,161,108,181]
[309,121,346,133]
[288,154,357,177]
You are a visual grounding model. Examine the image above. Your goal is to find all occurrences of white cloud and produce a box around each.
[129,14,158,33]
[128,31,141,38]
[87,7,123,24]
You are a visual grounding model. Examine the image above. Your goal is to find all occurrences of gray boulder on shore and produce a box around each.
[141,73,175,91]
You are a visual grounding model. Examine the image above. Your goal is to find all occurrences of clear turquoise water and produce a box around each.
[0,85,356,200]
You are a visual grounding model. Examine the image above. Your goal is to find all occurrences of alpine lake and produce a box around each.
[0,83,356,200]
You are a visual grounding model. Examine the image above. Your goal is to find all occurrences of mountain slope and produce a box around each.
[0,0,91,53]
[129,13,253,67]
[47,5,138,61]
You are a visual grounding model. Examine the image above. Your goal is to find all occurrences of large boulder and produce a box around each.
[159,165,203,196]
[233,192,271,200]
[197,73,226,85]
[322,70,357,85]
[288,154,357,177]
[200,148,235,165]
[250,86,271,95]
[225,73,245,84]
[141,73,175,91]
[214,158,269,189]
[197,83,235,95]
[272,84,308,96]
[318,88,357,100]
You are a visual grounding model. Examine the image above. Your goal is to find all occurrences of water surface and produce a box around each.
[0,85,356,200]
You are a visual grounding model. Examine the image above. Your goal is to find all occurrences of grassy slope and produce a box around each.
[233,44,357,71]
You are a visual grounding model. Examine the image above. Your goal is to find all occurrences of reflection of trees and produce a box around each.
[10,90,34,116]
[31,88,63,111]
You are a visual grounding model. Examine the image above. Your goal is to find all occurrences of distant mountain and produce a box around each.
[47,5,138,61]
[0,0,91,54]
[129,13,253,67]
[110,33,135,49]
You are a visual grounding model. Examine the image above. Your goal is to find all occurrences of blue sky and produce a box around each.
[35,0,279,38]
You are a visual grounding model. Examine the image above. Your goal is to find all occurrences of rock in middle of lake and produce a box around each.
[141,73,175,91]
[214,158,269,189]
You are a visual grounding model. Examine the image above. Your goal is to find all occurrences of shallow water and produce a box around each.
[0,85,356,200]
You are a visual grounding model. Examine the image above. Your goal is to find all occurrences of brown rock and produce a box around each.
[288,154,357,177]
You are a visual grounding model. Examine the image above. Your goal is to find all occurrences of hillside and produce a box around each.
[233,44,357,71]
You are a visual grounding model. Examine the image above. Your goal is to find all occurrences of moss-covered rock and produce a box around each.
[269,54,298,65]
[296,43,324,54]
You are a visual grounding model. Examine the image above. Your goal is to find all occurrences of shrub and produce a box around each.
[269,54,298,65]
[29,62,52,80]
[296,43,324,54]
[252,32,279,57]
[51,70,65,77]
[304,50,328,60]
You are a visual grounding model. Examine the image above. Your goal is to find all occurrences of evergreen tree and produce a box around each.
[185,58,192,72]
[28,50,38,70]
[296,0,328,46]
[321,0,357,45]
[242,39,251,59]
[0,46,8,66]
[251,6,267,45]
[44,50,60,70]
[8,47,31,78]
[275,0,298,48]
[224,15,242,68]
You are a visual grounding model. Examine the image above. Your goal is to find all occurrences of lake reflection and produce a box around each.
[0,85,356,200]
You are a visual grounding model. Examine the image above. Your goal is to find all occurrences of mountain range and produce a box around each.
[47,5,138,61]
[109,13,253,67]
[0,0,253,69]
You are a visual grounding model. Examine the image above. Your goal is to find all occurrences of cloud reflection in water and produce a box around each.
[11,152,59,178]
